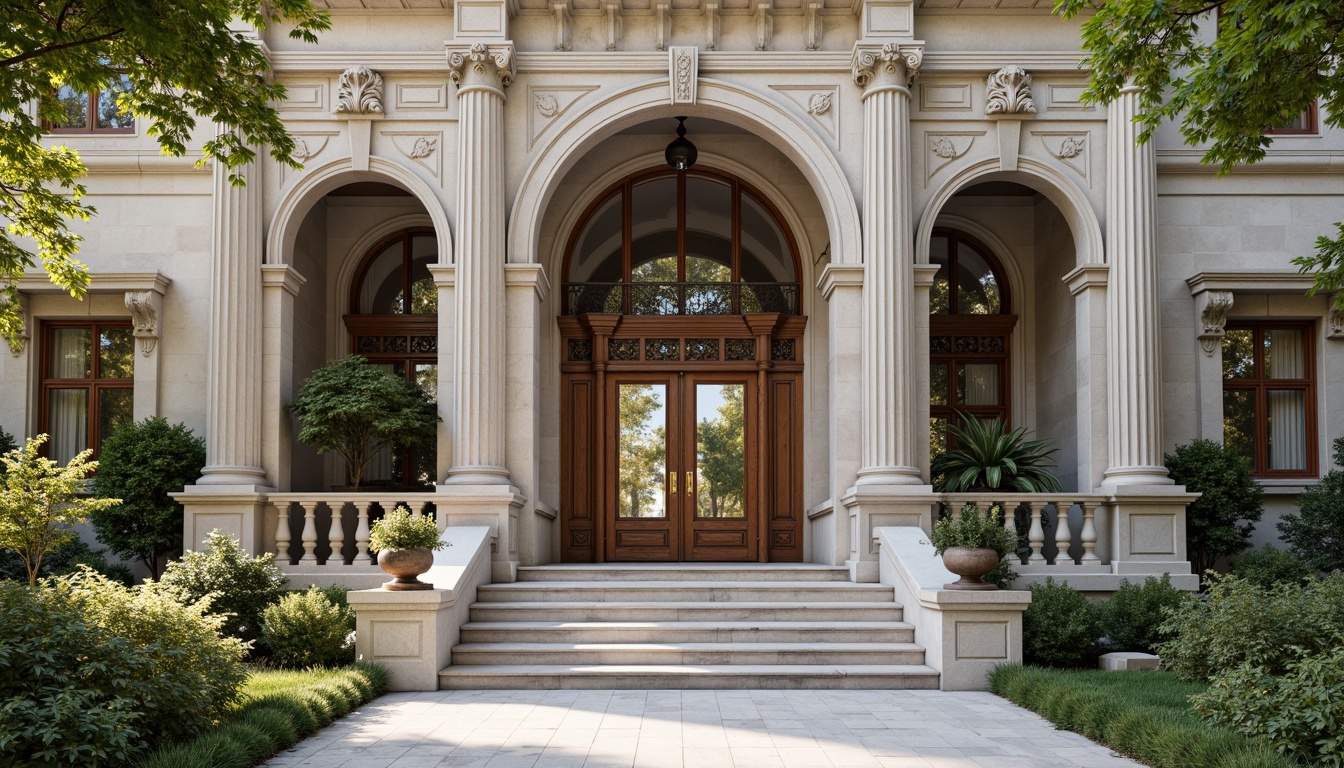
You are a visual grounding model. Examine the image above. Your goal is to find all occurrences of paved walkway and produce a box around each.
[263,689,1142,768]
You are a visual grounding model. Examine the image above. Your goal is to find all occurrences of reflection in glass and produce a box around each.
[930,418,949,464]
[571,193,624,283]
[51,85,87,128]
[684,178,732,280]
[1223,389,1256,464]
[359,242,404,314]
[956,242,1001,314]
[99,328,135,379]
[1222,330,1255,379]
[409,235,438,314]
[618,384,667,518]
[740,192,794,283]
[49,389,88,465]
[1267,390,1307,470]
[631,178,678,282]
[930,364,948,406]
[696,385,745,518]
[98,389,134,451]
[929,235,950,314]
[50,328,92,378]
[957,364,1000,406]
[96,75,134,129]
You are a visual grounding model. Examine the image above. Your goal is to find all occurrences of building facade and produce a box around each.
[6,0,1342,588]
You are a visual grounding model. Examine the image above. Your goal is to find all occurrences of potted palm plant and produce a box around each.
[930,502,1019,590]
[368,506,449,590]
[931,413,1063,493]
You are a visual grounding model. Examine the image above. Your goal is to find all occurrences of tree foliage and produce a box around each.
[90,417,205,579]
[617,383,666,517]
[0,0,330,342]
[1277,437,1344,573]
[1164,439,1264,579]
[1053,0,1344,310]
[696,385,745,518]
[287,356,440,489]
[0,434,119,586]
[158,530,288,650]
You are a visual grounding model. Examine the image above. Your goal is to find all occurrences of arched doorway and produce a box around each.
[558,166,806,562]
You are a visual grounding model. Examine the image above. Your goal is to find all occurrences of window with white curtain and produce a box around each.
[40,323,134,464]
[1222,322,1316,477]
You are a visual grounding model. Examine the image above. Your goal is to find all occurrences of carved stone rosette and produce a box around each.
[334,66,384,115]
[1197,290,1234,356]
[124,290,159,356]
[448,43,515,92]
[986,65,1035,116]
[851,43,923,90]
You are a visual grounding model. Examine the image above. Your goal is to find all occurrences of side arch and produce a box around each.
[509,77,861,269]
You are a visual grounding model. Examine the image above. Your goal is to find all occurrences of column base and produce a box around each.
[1096,484,1200,590]
[840,484,936,582]
[196,464,271,488]
[1100,465,1176,487]
[435,483,526,582]
[445,465,512,486]
[170,487,272,555]
[855,466,926,486]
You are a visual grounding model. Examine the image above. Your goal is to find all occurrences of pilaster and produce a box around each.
[260,265,306,493]
[1066,265,1110,491]
[1101,86,1172,487]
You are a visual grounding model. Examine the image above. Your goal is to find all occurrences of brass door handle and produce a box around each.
[685,471,694,491]
[669,471,677,494]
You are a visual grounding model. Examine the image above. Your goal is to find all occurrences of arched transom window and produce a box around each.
[928,229,1017,459]
[564,168,800,316]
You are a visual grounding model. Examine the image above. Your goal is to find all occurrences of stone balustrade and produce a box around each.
[938,492,1110,572]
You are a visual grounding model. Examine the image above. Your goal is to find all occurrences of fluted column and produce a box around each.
[1102,86,1172,486]
[446,43,514,485]
[198,140,268,488]
[852,43,924,486]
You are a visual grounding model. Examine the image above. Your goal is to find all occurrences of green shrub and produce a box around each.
[92,417,205,579]
[0,535,134,585]
[1158,572,1344,681]
[159,530,287,650]
[930,502,1018,556]
[262,586,355,668]
[1023,577,1100,668]
[930,413,1062,492]
[1278,436,1344,574]
[1193,647,1344,766]
[0,571,247,766]
[1164,439,1264,579]
[1230,544,1316,588]
[0,425,15,464]
[1099,575,1186,654]
[369,506,447,552]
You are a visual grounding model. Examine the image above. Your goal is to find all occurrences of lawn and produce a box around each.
[136,663,389,768]
[990,666,1297,768]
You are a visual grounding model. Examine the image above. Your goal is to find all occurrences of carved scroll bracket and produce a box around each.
[1328,300,1344,340]
[986,65,1036,117]
[1197,290,1234,356]
[124,290,161,357]
[334,66,385,116]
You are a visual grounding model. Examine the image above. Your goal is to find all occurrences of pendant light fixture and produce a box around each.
[664,116,698,171]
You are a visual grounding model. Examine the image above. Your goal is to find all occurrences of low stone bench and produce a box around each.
[1099,651,1160,672]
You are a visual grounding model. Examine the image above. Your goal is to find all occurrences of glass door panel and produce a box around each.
[695,384,745,519]
[617,383,668,519]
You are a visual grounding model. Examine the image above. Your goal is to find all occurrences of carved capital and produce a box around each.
[851,43,923,90]
[0,290,29,358]
[124,290,159,357]
[448,43,515,91]
[1328,301,1344,340]
[986,65,1035,116]
[1197,290,1234,356]
[334,66,384,115]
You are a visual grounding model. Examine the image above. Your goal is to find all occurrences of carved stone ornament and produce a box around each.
[1197,290,1234,356]
[670,46,698,106]
[1056,135,1085,159]
[806,92,833,116]
[929,136,962,159]
[535,93,560,118]
[1329,303,1344,339]
[124,290,158,357]
[448,43,515,90]
[409,137,436,159]
[291,138,314,161]
[986,65,1036,116]
[851,43,923,89]
[334,66,384,115]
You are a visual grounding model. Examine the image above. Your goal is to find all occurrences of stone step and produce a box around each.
[459,620,915,644]
[450,642,927,665]
[475,581,895,604]
[517,564,851,582]
[468,601,905,623]
[439,664,942,690]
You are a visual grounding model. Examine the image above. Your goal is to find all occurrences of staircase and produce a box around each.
[438,563,940,689]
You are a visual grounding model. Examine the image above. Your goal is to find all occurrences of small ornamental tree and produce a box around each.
[158,530,288,649]
[1165,439,1264,579]
[1278,437,1344,574]
[91,417,206,579]
[287,355,440,489]
[0,435,119,586]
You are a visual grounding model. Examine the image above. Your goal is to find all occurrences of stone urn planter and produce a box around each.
[941,546,1001,591]
[377,547,434,590]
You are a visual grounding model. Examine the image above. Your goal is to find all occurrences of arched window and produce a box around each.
[345,227,438,489]
[564,168,801,315]
[928,229,1017,459]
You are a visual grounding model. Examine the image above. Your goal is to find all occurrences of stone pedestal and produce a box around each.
[435,484,525,582]
[842,486,933,582]
[1099,652,1160,672]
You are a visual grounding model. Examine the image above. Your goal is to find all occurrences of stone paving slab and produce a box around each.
[261,690,1143,768]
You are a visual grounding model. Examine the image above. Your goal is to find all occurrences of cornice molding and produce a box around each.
[1185,271,1320,296]
[18,271,172,295]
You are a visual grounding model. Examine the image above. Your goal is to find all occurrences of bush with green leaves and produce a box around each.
[1023,577,1101,668]
[91,417,205,579]
[0,425,15,464]
[930,502,1018,556]
[262,586,356,668]
[287,355,439,489]
[1158,573,1344,681]
[1098,574,1185,654]
[159,530,288,650]
[1231,544,1316,588]
[0,570,246,766]
[1163,439,1263,579]
[1193,647,1344,767]
[1278,436,1344,574]
[0,535,133,585]
[930,414,1062,493]
[369,506,448,552]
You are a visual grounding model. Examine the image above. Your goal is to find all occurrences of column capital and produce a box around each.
[447,42,516,93]
[851,42,923,91]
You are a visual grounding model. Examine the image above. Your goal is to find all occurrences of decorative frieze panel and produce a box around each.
[669,46,698,105]
[919,82,973,112]
[568,339,592,361]
[394,83,448,111]
[357,335,438,355]
[985,65,1035,117]
[281,82,327,111]
[334,66,384,115]
[725,339,756,361]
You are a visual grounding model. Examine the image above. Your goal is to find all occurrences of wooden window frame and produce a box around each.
[44,80,135,135]
[38,320,135,460]
[1265,101,1319,136]
[1222,321,1318,478]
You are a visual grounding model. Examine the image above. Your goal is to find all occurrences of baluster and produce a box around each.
[298,501,319,564]
[1054,502,1074,565]
[1080,501,1100,563]
[1027,502,1045,564]
[327,502,345,566]
[355,501,373,564]
[274,502,293,565]
[410,499,423,518]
